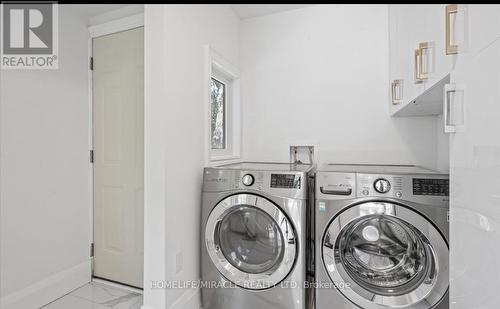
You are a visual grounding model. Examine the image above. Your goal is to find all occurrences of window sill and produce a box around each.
[208,155,241,166]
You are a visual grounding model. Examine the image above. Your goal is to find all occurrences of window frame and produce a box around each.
[205,46,241,165]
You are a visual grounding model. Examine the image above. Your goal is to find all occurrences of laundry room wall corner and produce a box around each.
[144,5,167,309]
[143,4,239,309]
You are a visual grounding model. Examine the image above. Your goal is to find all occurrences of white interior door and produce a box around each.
[93,27,144,288]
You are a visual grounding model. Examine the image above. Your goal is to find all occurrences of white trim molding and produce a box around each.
[140,288,200,309]
[168,289,200,309]
[88,13,144,38]
[0,261,91,309]
[92,278,143,295]
[204,45,242,166]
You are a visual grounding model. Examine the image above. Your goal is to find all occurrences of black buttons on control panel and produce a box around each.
[271,174,301,189]
[413,178,449,196]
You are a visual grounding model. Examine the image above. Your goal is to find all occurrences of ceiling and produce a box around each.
[230,4,312,19]
[67,4,312,22]
[66,4,130,20]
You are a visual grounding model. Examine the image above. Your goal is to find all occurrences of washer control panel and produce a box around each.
[358,174,403,198]
[357,173,449,205]
[316,173,355,200]
[413,178,449,196]
[316,170,448,205]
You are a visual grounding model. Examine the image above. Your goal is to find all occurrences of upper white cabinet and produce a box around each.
[454,5,500,66]
[389,5,455,116]
[423,5,453,84]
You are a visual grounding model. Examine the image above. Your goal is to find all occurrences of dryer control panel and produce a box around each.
[203,168,309,200]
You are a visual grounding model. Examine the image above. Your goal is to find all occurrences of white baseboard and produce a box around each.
[0,260,91,309]
[141,289,201,309]
[92,277,143,295]
[168,289,200,309]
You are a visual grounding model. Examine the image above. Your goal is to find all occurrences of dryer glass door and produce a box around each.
[218,206,285,274]
[206,194,297,290]
[323,202,448,309]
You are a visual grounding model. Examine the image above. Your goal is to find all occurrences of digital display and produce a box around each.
[271,174,301,189]
[413,178,449,196]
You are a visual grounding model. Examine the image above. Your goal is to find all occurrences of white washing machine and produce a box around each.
[201,162,315,309]
[315,164,449,309]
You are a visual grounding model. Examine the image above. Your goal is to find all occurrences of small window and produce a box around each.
[206,47,241,164]
[211,77,226,149]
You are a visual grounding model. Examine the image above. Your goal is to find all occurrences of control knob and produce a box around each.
[374,178,391,193]
[242,174,255,186]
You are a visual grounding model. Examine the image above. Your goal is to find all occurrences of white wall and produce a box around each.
[143,5,239,309]
[435,115,450,172]
[240,5,440,169]
[143,5,167,309]
[0,5,91,309]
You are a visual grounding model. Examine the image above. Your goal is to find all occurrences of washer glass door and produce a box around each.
[339,215,430,294]
[322,202,448,308]
[206,194,296,289]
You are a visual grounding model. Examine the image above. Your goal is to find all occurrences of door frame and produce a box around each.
[87,13,144,280]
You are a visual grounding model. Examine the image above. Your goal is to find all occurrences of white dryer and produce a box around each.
[315,164,449,309]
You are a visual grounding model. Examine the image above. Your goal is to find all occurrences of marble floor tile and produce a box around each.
[71,282,139,303]
[41,282,143,309]
[43,295,108,309]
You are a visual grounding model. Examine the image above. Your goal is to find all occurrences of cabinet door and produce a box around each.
[423,4,454,83]
[449,38,500,309]
[465,5,500,56]
[388,5,399,82]
[389,5,403,112]
[399,5,426,101]
[452,5,500,69]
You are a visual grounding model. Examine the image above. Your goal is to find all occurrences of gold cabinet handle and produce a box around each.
[414,44,429,83]
[391,79,403,105]
[418,42,430,77]
[446,4,459,55]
